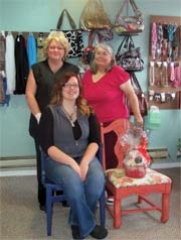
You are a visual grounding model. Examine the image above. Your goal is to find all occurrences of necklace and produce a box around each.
[61,105,77,127]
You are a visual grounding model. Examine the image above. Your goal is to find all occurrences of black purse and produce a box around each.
[56,9,84,58]
[116,36,144,72]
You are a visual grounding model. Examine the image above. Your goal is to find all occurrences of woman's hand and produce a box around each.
[134,115,144,126]
[70,161,82,179]
[70,161,89,181]
[79,161,89,181]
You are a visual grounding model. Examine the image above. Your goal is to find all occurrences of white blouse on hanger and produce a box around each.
[5,32,16,95]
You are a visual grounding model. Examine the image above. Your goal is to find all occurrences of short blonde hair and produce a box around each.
[44,31,70,59]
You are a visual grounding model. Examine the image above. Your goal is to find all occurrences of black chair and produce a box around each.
[40,146,106,236]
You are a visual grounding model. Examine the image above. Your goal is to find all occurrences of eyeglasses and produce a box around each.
[63,84,79,89]
[48,46,64,51]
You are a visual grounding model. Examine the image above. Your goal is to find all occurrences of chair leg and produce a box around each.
[46,188,53,236]
[137,195,142,204]
[99,191,106,227]
[113,197,121,229]
[161,192,170,223]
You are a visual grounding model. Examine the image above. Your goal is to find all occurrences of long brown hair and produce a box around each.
[50,72,92,116]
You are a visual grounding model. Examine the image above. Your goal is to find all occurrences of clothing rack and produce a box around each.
[4,31,50,39]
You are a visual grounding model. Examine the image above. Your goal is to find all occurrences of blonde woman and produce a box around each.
[25,31,79,210]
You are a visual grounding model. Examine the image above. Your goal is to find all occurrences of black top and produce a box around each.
[29,60,79,138]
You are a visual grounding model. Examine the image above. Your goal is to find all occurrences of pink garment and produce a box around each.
[82,65,130,123]
[172,66,181,88]
[151,22,157,60]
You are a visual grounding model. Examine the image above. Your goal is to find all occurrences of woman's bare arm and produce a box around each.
[25,70,41,121]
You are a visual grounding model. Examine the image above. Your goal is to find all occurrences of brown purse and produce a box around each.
[128,72,148,116]
[79,0,111,30]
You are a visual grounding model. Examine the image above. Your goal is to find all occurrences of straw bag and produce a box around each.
[56,9,84,58]
[79,0,111,30]
[114,0,144,35]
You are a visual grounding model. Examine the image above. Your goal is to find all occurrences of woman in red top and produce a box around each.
[82,43,143,201]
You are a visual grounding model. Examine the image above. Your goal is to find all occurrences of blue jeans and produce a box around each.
[45,156,105,238]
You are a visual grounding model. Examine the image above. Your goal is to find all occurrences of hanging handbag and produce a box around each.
[56,9,84,58]
[78,30,101,75]
[82,30,101,65]
[116,36,144,72]
[128,72,148,116]
[96,29,114,41]
[79,0,112,30]
[114,0,144,35]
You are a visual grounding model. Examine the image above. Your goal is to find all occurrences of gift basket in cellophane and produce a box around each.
[120,126,152,178]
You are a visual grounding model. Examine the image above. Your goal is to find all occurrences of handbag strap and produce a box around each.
[116,35,135,56]
[88,30,101,46]
[129,0,142,16]
[57,9,77,30]
[130,72,142,92]
[115,0,141,24]
[115,0,129,24]
[128,36,136,50]
[116,36,130,56]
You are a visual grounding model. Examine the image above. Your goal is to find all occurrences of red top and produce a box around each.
[82,65,130,123]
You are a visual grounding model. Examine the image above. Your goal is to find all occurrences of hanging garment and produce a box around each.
[0,71,10,106]
[0,32,6,71]
[172,25,179,61]
[156,23,163,59]
[161,61,168,87]
[167,24,177,60]
[151,22,157,60]
[172,65,181,88]
[178,26,181,59]
[27,33,37,68]
[14,33,29,94]
[149,61,155,86]
[37,33,46,62]
[0,72,4,104]
[5,32,16,95]
[169,62,175,82]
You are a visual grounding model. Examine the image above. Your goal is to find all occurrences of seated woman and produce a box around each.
[38,72,108,240]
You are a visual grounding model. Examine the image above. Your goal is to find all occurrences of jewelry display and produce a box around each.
[148,15,181,109]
